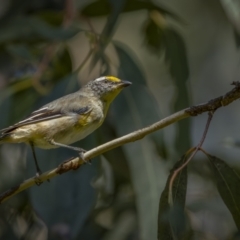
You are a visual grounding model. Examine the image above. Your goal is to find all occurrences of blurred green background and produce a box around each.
[0,0,240,239]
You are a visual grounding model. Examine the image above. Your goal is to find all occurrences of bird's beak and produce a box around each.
[120,80,132,87]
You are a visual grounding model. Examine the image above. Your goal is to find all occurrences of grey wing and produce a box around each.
[0,94,91,134]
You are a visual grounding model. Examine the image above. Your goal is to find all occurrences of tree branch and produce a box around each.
[1,81,240,204]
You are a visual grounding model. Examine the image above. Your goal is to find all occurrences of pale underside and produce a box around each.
[0,95,106,148]
[8,115,103,149]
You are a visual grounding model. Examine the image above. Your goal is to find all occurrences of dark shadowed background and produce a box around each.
[0,0,240,239]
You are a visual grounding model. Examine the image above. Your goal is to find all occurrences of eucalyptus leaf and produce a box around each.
[34,10,64,27]
[27,73,99,238]
[207,154,240,230]
[0,16,80,44]
[7,87,40,125]
[143,19,164,54]
[40,45,73,87]
[90,0,126,70]
[144,25,190,153]
[81,0,182,22]
[112,40,167,240]
[114,41,167,158]
[163,28,190,153]
[99,122,131,182]
[158,154,190,239]
[234,29,240,48]
[220,0,240,34]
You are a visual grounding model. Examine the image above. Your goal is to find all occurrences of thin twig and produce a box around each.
[1,82,240,203]
[168,111,214,205]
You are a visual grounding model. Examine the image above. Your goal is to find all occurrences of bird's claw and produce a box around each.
[34,171,43,186]
[79,150,91,165]
[34,171,50,185]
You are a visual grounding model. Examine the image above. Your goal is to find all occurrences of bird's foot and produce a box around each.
[34,171,50,185]
[79,150,91,165]
[34,171,43,186]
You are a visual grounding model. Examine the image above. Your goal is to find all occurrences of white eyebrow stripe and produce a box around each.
[95,76,106,82]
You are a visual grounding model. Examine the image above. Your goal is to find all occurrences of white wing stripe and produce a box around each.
[32,107,49,114]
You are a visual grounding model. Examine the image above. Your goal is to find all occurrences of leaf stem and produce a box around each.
[168,111,214,205]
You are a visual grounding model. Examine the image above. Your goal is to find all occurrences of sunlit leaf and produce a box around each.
[207,153,240,230]
[158,154,191,239]
[220,0,240,35]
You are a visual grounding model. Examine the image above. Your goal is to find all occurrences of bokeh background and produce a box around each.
[0,0,240,239]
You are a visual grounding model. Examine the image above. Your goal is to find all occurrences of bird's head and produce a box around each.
[87,76,132,102]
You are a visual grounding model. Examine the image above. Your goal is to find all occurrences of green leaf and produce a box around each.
[143,25,190,150]
[40,45,73,86]
[28,144,100,239]
[144,25,190,153]
[34,10,64,27]
[234,29,240,48]
[27,73,98,238]
[207,154,240,230]
[6,85,40,124]
[82,0,182,22]
[113,41,146,85]
[99,122,131,182]
[114,41,167,159]
[81,0,112,17]
[112,41,167,240]
[158,154,191,239]
[90,0,126,70]
[143,19,164,54]
[6,44,35,61]
[220,0,240,35]
[0,16,80,45]
[163,28,191,153]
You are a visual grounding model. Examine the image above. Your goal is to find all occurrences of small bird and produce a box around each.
[0,76,131,178]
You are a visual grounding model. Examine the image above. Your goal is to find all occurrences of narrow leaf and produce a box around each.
[81,0,182,22]
[207,154,240,230]
[220,0,240,35]
[0,16,79,44]
[163,28,191,153]
[113,41,167,240]
[114,41,167,159]
[234,29,240,48]
[158,154,189,239]
[90,0,126,69]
